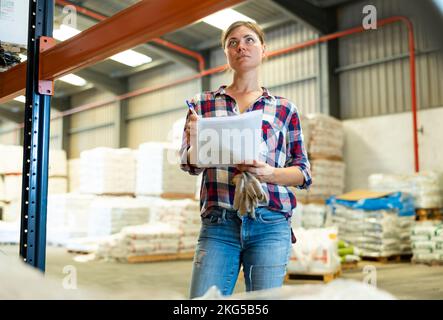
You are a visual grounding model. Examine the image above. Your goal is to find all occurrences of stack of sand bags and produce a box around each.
[294,159,345,203]
[369,172,442,209]
[411,221,443,264]
[291,203,331,229]
[305,114,344,159]
[288,227,341,274]
[0,145,23,222]
[87,196,151,237]
[80,147,136,195]
[95,223,181,261]
[150,198,201,253]
[331,205,401,257]
[136,142,198,197]
[68,158,81,192]
[48,149,68,195]
[0,221,20,243]
[338,239,361,263]
[46,193,95,245]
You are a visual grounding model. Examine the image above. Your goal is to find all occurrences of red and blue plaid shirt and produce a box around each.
[180,85,311,217]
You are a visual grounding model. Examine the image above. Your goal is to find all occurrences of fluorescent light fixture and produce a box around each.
[202,8,255,30]
[14,95,26,103]
[19,54,27,62]
[110,50,152,67]
[53,24,81,41]
[58,74,87,86]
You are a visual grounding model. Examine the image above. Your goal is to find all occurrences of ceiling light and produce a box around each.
[110,50,152,67]
[58,74,87,86]
[53,24,81,41]
[202,8,255,30]
[14,96,26,103]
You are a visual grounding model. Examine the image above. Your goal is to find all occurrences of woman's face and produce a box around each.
[224,26,265,73]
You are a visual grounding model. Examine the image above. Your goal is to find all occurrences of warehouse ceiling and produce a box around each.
[0,0,355,122]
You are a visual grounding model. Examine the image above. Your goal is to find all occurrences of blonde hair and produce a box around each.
[221,21,265,49]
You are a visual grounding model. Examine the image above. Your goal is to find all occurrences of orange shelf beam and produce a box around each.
[0,0,243,104]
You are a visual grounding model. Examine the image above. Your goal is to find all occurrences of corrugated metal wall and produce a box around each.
[126,63,201,148]
[69,88,117,158]
[210,22,319,115]
[337,0,443,119]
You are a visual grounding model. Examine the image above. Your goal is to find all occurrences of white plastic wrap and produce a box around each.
[87,196,151,237]
[48,149,67,177]
[68,158,81,193]
[0,144,22,174]
[48,177,68,195]
[136,142,198,197]
[80,147,136,195]
[288,227,341,274]
[0,220,20,243]
[3,174,21,202]
[368,172,442,209]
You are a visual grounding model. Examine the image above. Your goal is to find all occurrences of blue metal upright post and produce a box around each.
[19,0,54,272]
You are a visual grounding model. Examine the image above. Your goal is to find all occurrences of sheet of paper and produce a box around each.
[192,110,263,167]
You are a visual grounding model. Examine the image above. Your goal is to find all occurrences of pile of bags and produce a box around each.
[46,193,95,245]
[304,114,344,159]
[136,142,198,197]
[87,197,151,237]
[411,222,443,264]
[291,203,330,229]
[96,223,181,261]
[338,240,361,263]
[368,172,442,209]
[294,159,345,203]
[149,198,200,253]
[328,192,416,257]
[288,227,341,274]
[80,147,136,195]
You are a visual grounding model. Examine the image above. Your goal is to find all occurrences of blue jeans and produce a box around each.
[189,206,292,299]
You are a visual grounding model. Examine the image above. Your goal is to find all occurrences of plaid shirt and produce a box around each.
[180,85,311,217]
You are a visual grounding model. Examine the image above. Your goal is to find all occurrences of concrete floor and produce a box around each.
[1,244,443,299]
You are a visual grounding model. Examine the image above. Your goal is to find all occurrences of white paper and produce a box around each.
[0,0,28,46]
[192,110,263,167]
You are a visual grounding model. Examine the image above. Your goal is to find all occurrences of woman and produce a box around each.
[180,21,312,299]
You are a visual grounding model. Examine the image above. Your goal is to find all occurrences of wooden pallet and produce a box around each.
[308,153,343,162]
[362,254,412,264]
[341,261,359,271]
[160,193,196,200]
[415,208,442,221]
[126,251,194,263]
[285,269,341,283]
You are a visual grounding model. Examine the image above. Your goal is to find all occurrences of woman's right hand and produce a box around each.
[186,113,198,145]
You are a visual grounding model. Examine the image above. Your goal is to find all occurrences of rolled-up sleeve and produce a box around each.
[179,99,204,176]
[284,106,312,190]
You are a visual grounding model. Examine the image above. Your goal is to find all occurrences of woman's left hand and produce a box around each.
[236,160,276,183]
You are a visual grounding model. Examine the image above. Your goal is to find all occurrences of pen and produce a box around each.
[186,100,199,117]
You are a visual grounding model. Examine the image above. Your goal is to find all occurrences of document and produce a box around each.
[191,110,263,167]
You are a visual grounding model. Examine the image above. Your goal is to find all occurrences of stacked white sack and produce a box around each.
[306,114,344,159]
[68,158,81,193]
[288,227,341,274]
[332,204,401,257]
[46,193,95,245]
[136,142,197,196]
[0,144,22,174]
[368,172,442,209]
[87,196,151,237]
[0,221,20,243]
[48,149,67,177]
[152,198,201,253]
[80,147,136,195]
[411,222,443,263]
[96,223,181,260]
[294,159,345,202]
